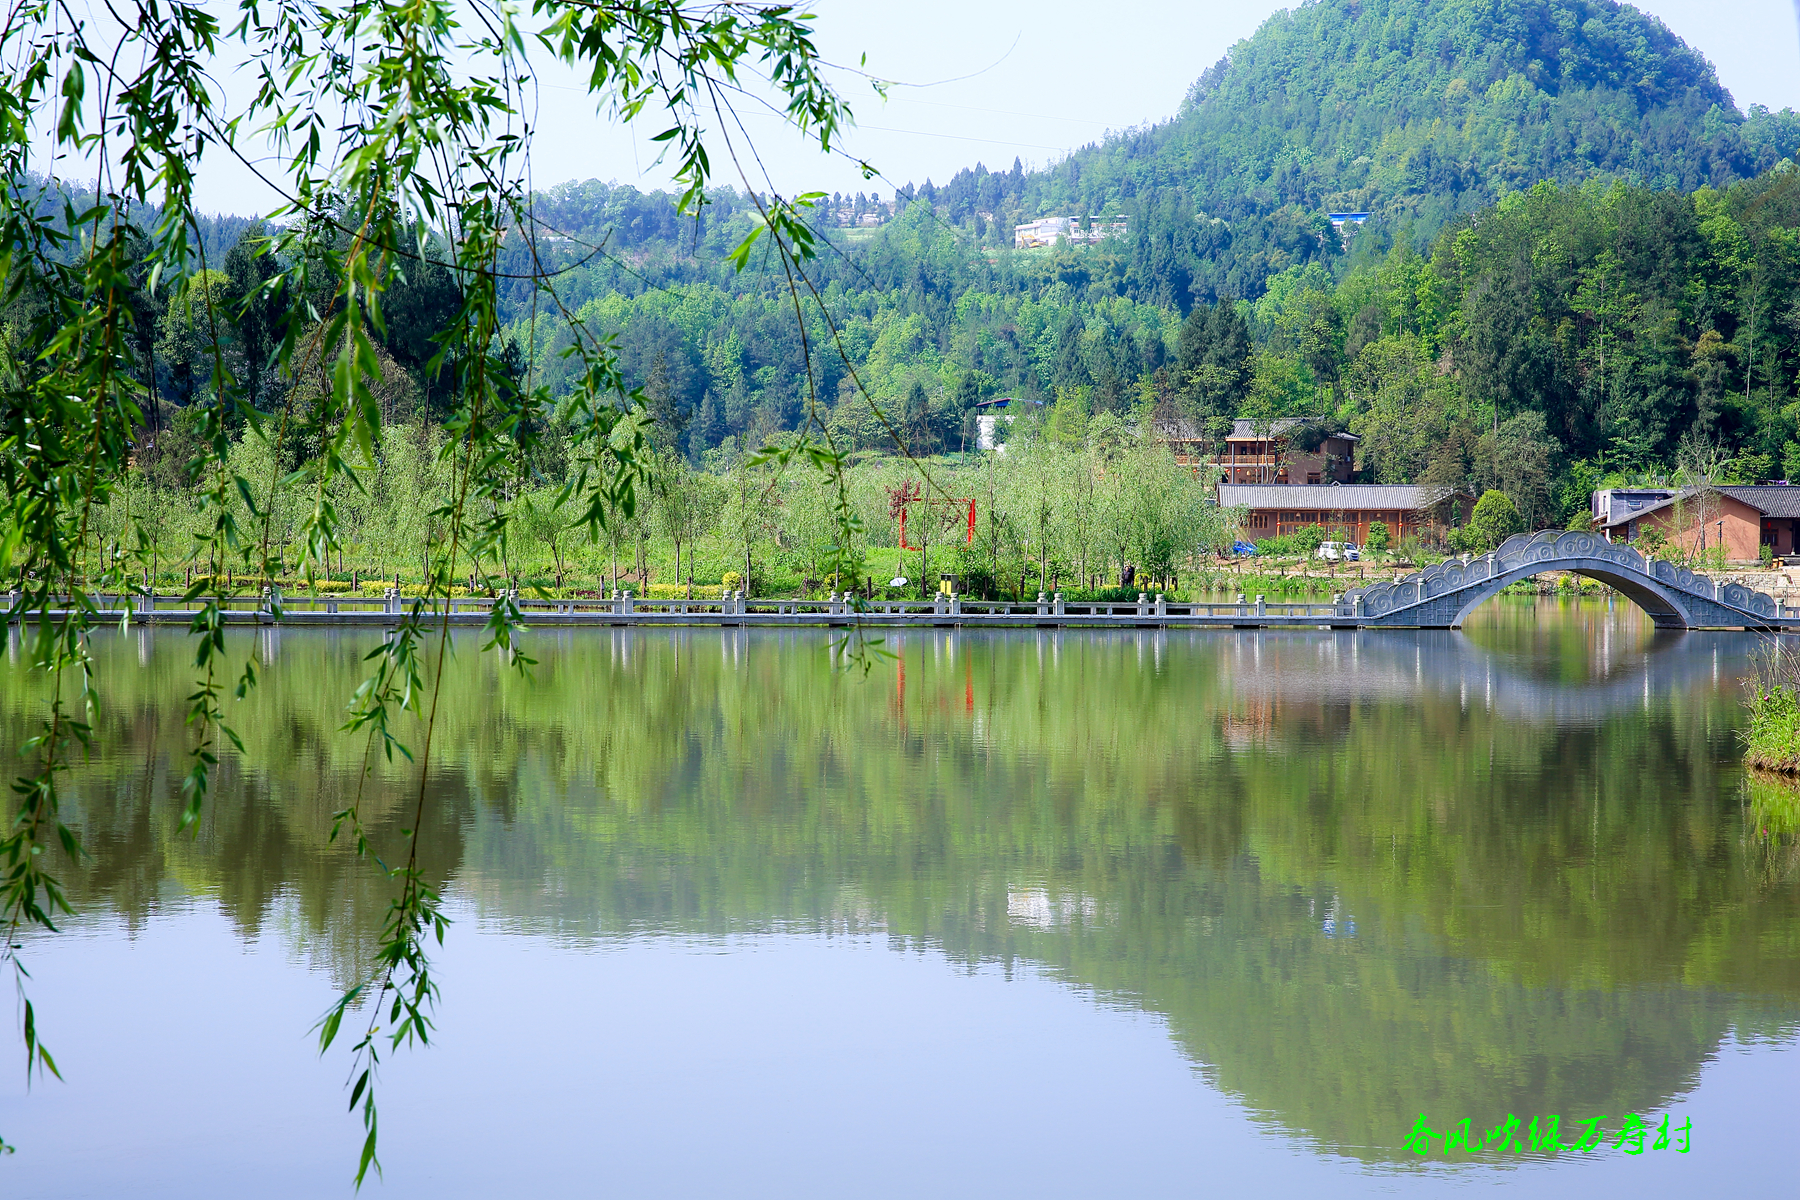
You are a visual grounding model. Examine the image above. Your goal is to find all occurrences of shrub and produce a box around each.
[1746,678,1800,772]
[1465,489,1523,552]
[1254,525,1332,557]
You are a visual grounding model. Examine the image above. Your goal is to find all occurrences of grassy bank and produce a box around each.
[1745,650,1800,773]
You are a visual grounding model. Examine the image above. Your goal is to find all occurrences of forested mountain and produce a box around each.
[490,2,1800,313]
[1015,0,1800,294]
[18,0,1800,534]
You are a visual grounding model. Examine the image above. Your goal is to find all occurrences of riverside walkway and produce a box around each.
[20,532,1800,634]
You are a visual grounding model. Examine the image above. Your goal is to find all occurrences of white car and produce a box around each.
[1315,541,1360,562]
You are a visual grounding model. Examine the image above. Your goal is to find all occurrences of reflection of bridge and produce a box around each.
[1199,626,1745,725]
[874,617,1746,726]
[1340,530,1791,631]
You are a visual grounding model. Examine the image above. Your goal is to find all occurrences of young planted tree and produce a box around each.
[1365,520,1391,559]
[1002,438,1061,595]
[720,450,778,595]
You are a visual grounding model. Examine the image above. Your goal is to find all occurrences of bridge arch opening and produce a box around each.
[1448,565,1690,629]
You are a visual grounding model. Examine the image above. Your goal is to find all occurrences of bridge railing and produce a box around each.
[6,589,1369,624]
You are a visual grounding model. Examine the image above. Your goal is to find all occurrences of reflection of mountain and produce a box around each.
[7,616,1797,1162]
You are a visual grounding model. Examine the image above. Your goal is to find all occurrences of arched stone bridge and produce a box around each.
[1341,530,1791,630]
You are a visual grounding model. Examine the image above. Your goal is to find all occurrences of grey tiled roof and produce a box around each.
[1217,484,1459,511]
[1720,486,1800,519]
[1226,418,1360,442]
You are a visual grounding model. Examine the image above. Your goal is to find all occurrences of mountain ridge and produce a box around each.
[979,0,1800,294]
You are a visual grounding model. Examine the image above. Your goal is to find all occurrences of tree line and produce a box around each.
[23,162,1799,599]
[92,398,1238,600]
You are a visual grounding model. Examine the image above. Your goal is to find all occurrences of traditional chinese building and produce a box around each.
[1152,417,1359,480]
[1219,483,1473,546]
[1219,419,1357,485]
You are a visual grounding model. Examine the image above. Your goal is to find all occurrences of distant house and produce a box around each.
[1151,416,1358,478]
[1591,488,1679,529]
[1220,419,1358,485]
[1593,485,1800,562]
[1013,215,1127,249]
[1219,483,1473,546]
[973,397,1046,453]
[1151,417,1210,465]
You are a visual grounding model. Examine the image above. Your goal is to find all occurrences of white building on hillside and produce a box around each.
[1014,215,1127,249]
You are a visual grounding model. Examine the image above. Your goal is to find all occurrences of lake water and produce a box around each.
[1,599,1795,1198]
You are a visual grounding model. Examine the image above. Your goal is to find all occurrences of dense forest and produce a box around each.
[132,167,1800,538]
[12,0,1800,582]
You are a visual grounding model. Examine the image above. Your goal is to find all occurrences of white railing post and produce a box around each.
[1255,594,1266,618]
[1036,591,1047,617]
[1155,593,1166,619]
[1137,591,1148,618]
[1054,592,1065,618]
[623,589,634,616]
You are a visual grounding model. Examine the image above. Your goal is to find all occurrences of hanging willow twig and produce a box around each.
[0,0,921,1180]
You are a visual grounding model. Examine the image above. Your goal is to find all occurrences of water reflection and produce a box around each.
[2,600,1796,1174]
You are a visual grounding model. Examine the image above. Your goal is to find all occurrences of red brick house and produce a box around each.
[1593,485,1800,562]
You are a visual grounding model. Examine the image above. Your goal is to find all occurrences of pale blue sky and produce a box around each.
[168,1,1800,212]
[525,0,1800,204]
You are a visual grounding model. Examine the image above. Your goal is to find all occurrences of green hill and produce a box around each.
[104,0,1800,487]
[983,0,1800,294]
[479,1,1800,312]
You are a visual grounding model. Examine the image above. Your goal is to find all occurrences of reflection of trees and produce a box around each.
[4,627,473,988]
[6,621,1796,1160]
